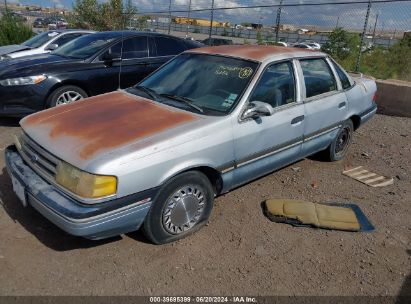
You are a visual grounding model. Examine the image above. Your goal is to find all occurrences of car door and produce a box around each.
[299,57,348,157]
[118,36,150,88]
[232,60,305,188]
[86,42,122,95]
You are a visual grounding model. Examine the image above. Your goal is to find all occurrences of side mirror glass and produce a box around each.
[46,43,59,51]
[242,101,274,120]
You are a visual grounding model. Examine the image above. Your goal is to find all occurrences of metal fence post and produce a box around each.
[186,0,192,37]
[275,0,283,43]
[209,0,215,39]
[356,0,372,72]
[168,0,172,34]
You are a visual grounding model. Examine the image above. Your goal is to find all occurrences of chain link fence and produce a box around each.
[1,0,410,74]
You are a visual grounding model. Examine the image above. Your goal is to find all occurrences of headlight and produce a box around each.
[56,161,117,199]
[0,75,47,86]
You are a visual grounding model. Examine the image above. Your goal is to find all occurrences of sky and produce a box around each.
[7,0,411,31]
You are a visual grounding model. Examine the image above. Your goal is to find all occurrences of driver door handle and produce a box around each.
[291,115,305,125]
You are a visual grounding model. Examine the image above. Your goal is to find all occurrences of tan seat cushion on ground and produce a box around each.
[265,199,361,231]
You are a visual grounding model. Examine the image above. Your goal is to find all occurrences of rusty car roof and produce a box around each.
[186,45,324,62]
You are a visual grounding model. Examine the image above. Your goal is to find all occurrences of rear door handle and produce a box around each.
[291,115,305,125]
[338,101,347,109]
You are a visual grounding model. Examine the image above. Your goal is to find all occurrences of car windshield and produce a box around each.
[136,53,258,115]
[22,31,59,48]
[53,34,116,59]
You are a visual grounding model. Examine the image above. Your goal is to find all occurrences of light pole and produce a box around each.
[186,0,192,38]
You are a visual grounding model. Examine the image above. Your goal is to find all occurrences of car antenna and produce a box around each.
[118,27,125,90]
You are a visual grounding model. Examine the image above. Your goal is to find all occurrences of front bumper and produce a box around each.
[0,82,50,116]
[5,146,155,240]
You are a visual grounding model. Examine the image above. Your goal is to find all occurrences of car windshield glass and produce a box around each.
[53,35,116,59]
[22,31,59,48]
[137,53,258,115]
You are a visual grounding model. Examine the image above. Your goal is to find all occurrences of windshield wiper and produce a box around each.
[160,93,204,113]
[133,85,159,101]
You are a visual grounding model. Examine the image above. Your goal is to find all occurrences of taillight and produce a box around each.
[372,93,377,102]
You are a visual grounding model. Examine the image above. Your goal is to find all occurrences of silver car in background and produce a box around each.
[5,45,377,244]
[0,30,95,60]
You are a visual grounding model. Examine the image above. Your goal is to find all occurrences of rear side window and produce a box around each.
[155,37,185,56]
[300,58,337,98]
[331,60,352,90]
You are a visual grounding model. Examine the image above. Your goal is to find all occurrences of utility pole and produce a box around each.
[168,0,172,34]
[355,0,372,72]
[208,0,215,40]
[335,16,340,29]
[4,0,8,11]
[275,0,283,43]
[186,0,192,38]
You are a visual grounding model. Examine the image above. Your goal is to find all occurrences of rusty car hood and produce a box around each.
[20,91,199,169]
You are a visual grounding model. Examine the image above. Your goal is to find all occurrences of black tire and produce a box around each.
[47,85,88,108]
[325,119,354,161]
[143,171,214,244]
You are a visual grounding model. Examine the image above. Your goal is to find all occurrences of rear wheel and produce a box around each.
[325,119,354,161]
[48,85,88,107]
[143,171,214,244]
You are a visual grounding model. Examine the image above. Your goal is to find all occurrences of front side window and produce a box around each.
[300,58,337,98]
[249,61,296,109]
[135,53,258,115]
[155,37,185,56]
[120,37,148,59]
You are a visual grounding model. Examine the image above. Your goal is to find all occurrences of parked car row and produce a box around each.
[5,44,377,244]
[32,17,68,30]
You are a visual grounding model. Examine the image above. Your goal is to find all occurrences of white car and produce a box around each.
[293,43,315,49]
[0,30,94,60]
[303,41,321,50]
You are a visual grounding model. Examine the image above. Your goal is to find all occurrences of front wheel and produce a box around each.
[143,171,214,244]
[48,85,88,107]
[326,119,354,161]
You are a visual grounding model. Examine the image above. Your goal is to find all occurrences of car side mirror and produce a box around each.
[46,43,59,51]
[101,52,121,64]
[242,101,274,120]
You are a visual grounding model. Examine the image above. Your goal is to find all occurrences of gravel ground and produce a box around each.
[0,114,409,296]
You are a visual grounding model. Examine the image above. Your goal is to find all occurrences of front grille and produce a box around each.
[19,134,60,181]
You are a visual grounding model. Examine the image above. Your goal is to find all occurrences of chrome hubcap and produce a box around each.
[56,91,84,105]
[162,185,206,235]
